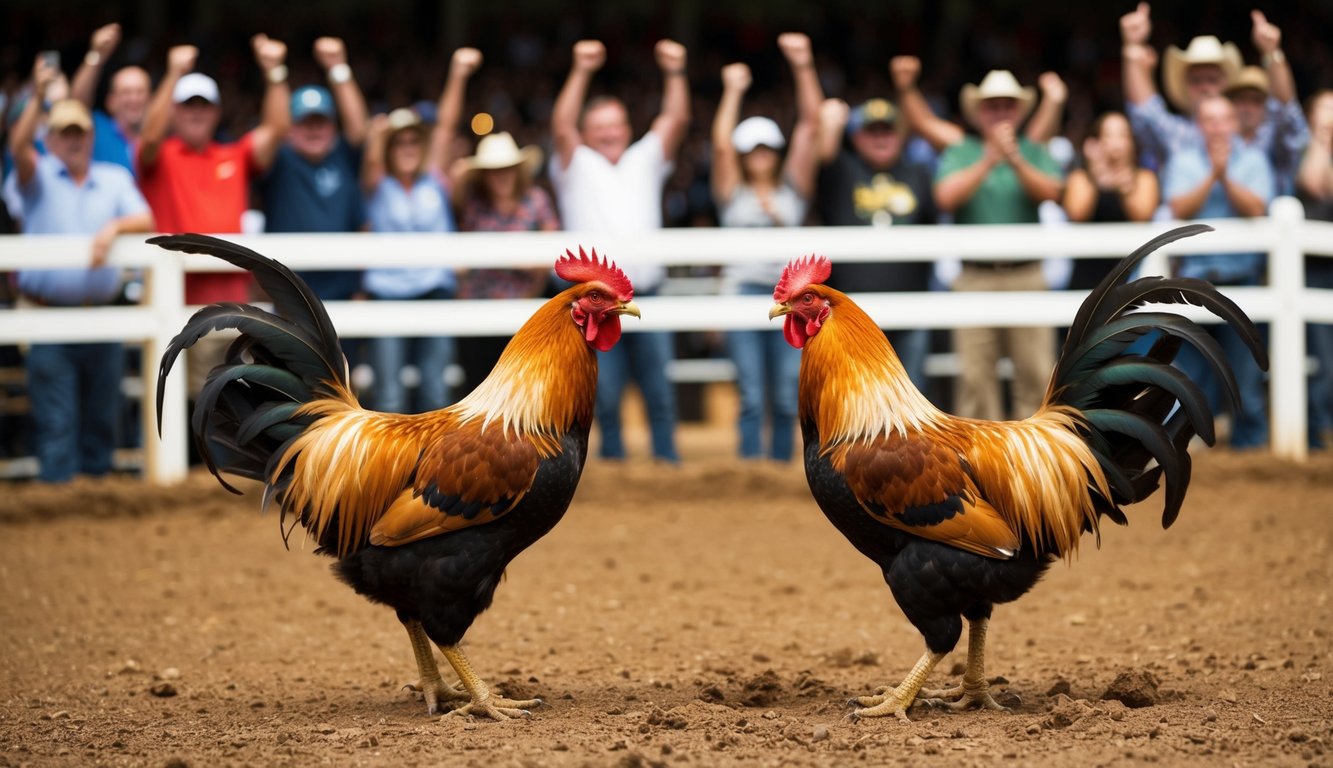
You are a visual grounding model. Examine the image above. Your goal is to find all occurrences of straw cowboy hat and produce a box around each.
[457,131,544,199]
[1163,35,1243,113]
[959,70,1036,129]
[1224,65,1271,97]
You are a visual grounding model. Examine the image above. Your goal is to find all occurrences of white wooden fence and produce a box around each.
[1,196,1329,483]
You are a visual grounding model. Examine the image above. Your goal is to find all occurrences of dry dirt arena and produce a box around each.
[2,424,1332,768]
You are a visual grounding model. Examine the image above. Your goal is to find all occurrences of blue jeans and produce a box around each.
[1309,258,1333,448]
[369,335,454,413]
[1175,324,1270,449]
[26,342,123,482]
[728,327,801,461]
[595,331,678,461]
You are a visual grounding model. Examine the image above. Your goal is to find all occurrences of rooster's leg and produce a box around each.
[846,649,947,722]
[918,617,1011,712]
[400,620,468,715]
[437,645,543,721]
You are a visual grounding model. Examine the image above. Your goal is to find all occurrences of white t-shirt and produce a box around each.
[549,132,673,291]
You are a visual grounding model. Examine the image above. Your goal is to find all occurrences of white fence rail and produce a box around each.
[1,196,1329,482]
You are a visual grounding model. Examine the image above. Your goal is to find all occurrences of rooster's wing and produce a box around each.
[835,433,1020,559]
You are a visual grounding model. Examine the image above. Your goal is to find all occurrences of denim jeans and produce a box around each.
[595,331,678,461]
[1308,258,1333,448]
[26,342,123,482]
[1175,324,1270,449]
[369,335,455,413]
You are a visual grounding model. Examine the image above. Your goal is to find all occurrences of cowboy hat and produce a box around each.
[1223,65,1271,97]
[959,70,1035,129]
[456,131,544,200]
[1163,36,1242,113]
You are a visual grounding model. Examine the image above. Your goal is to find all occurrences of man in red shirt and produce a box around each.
[138,35,290,392]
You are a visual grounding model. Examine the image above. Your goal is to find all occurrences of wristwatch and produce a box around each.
[266,64,289,84]
[328,62,352,84]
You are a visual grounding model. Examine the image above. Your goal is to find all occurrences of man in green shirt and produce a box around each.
[934,70,1064,422]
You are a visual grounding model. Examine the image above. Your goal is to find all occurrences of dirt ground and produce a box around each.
[1,422,1331,768]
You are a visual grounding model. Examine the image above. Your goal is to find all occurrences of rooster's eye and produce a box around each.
[801,293,815,305]
[587,291,604,305]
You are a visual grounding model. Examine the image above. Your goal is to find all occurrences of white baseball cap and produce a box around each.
[731,116,785,154]
[173,73,220,105]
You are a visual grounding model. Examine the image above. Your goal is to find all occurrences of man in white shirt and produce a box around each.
[549,38,691,462]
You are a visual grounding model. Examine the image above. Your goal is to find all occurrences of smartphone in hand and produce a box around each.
[39,50,61,72]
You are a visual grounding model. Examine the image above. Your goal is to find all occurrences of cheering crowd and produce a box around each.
[3,5,1332,483]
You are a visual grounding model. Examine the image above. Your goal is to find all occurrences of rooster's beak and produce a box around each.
[616,301,642,319]
[768,302,791,320]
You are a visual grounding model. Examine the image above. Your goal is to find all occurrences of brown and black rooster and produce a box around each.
[154,234,638,720]
[768,225,1265,720]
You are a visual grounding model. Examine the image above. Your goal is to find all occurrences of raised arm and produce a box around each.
[428,46,481,180]
[1120,2,1158,107]
[816,97,850,165]
[9,55,59,188]
[551,40,605,170]
[778,32,825,201]
[71,23,121,108]
[1024,71,1067,144]
[1251,10,1294,105]
[138,44,196,170]
[650,39,691,160]
[891,55,964,152]
[249,34,291,172]
[314,36,368,147]
[710,62,750,206]
[361,113,390,193]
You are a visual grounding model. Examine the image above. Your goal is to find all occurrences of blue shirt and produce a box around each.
[362,173,456,298]
[7,153,149,304]
[1162,137,1275,285]
[260,141,366,299]
[91,110,135,176]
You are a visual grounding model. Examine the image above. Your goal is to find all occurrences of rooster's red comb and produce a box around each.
[773,254,832,301]
[555,247,634,300]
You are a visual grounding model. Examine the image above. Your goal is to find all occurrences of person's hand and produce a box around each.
[252,34,287,72]
[90,222,117,268]
[992,122,1020,163]
[1037,71,1067,104]
[90,23,122,59]
[655,39,687,73]
[1108,165,1135,195]
[1251,10,1281,55]
[819,97,850,134]
[1208,138,1230,179]
[721,62,751,92]
[367,113,390,139]
[450,47,483,78]
[1120,2,1152,46]
[313,37,347,70]
[166,45,198,77]
[777,32,813,68]
[572,40,606,73]
[32,54,58,95]
[890,55,921,92]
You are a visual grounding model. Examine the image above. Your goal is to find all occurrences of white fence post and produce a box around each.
[1268,197,1307,461]
[141,244,190,484]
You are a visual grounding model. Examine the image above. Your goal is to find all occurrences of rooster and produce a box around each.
[768,225,1266,720]
[153,234,639,720]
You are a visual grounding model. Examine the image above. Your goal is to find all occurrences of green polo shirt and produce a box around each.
[935,135,1062,225]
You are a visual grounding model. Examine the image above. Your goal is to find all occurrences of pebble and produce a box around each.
[149,683,178,698]
[159,668,181,681]
[812,726,830,742]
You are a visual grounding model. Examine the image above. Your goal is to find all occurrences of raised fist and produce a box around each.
[572,40,606,73]
[1037,71,1068,103]
[451,47,483,78]
[313,37,347,70]
[252,34,287,72]
[777,32,813,68]
[1250,10,1281,55]
[90,23,122,58]
[721,62,752,92]
[654,39,687,72]
[890,56,921,92]
[167,45,198,76]
[1120,2,1152,46]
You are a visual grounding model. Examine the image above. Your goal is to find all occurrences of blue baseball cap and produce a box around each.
[291,85,335,121]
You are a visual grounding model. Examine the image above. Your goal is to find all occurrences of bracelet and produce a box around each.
[84,51,102,67]
[1263,49,1285,66]
[328,62,352,84]
[266,64,288,84]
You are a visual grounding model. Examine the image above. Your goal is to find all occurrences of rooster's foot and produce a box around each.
[442,695,544,721]
[403,676,469,716]
[844,650,947,723]
[919,680,1013,713]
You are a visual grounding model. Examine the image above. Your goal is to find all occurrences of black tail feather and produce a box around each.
[1051,225,1266,530]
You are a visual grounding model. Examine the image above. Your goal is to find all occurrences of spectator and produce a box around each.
[359,49,470,413]
[1296,89,1333,449]
[443,47,560,397]
[934,70,1064,422]
[813,57,944,393]
[6,54,153,483]
[69,23,150,176]
[549,38,691,463]
[713,32,822,462]
[137,36,291,395]
[1163,94,1274,449]
[1225,64,1309,196]
[258,36,368,306]
[1062,111,1160,289]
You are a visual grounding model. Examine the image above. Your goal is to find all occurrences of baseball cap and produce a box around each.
[47,99,93,132]
[847,98,900,134]
[732,116,786,154]
[292,85,335,121]
[173,73,220,105]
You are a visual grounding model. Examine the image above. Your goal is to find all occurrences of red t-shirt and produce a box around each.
[138,134,258,305]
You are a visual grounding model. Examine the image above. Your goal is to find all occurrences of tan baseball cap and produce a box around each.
[47,99,93,132]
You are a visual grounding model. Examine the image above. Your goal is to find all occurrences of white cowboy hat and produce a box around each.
[1163,36,1243,113]
[456,131,544,201]
[959,70,1036,129]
